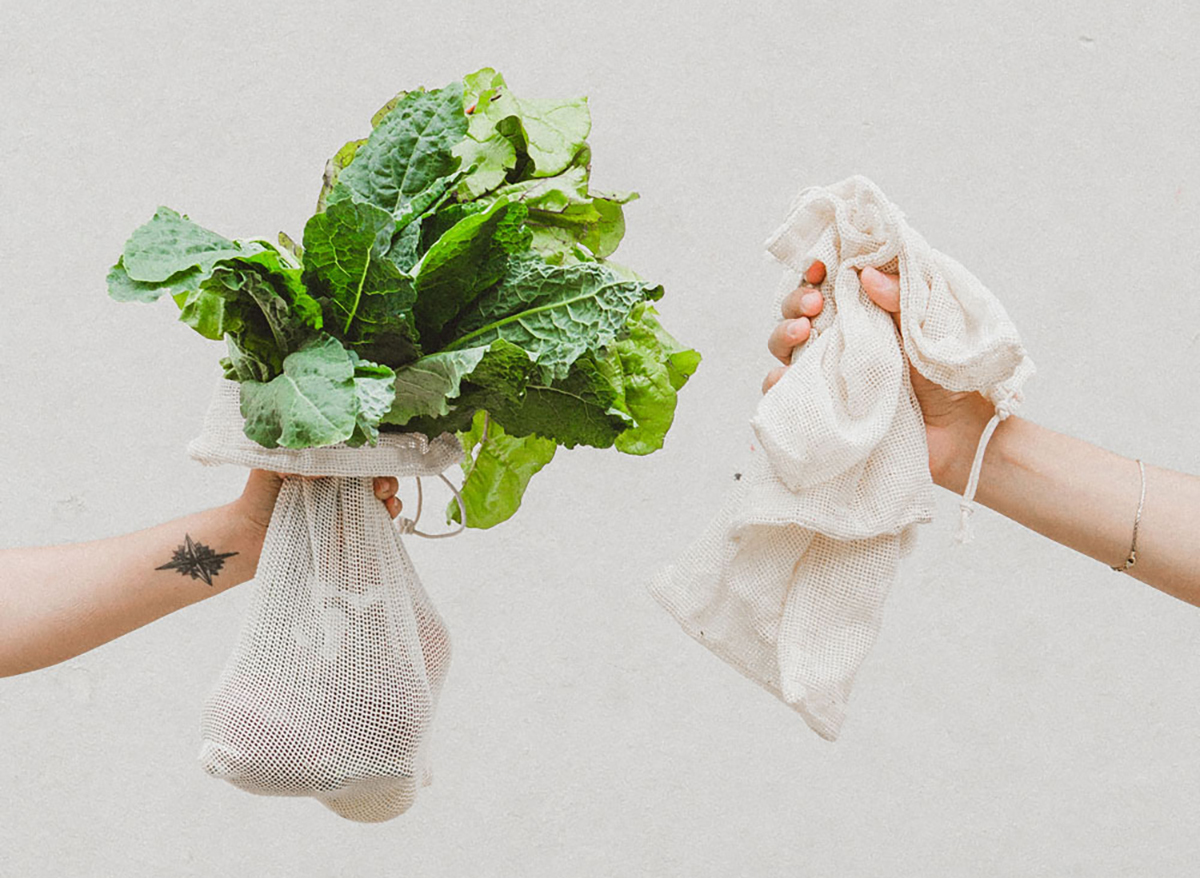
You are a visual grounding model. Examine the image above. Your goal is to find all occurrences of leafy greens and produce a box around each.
[108,68,698,528]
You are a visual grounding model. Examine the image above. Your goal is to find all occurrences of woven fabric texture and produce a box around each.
[190,378,462,821]
[650,175,1035,741]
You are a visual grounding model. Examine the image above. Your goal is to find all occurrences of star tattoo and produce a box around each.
[156,534,238,586]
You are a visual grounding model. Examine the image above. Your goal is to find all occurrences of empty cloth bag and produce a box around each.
[650,175,1035,740]
[188,378,464,821]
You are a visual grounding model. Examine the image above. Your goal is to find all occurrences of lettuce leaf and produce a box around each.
[446,256,661,382]
[382,338,533,428]
[107,207,248,304]
[384,347,490,426]
[328,84,468,218]
[603,303,700,455]
[343,291,422,366]
[411,199,531,336]
[238,334,393,449]
[447,409,556,529]
[316,91,410,214]
[484,356,630,449]
[302,199,411,333]
[347,350,398,447]
[107,256,204,305]
[483,147,636,259]
[459,68,591,180]
[121,206,245,284]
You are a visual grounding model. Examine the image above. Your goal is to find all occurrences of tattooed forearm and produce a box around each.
[155,534,238,586]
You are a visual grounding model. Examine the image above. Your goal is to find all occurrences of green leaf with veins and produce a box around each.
[328,84,467,217]
[386,199,490,275]
[604,303,700,455]
[209,265,314,354]
[107,256,202,304]
[233,243,323,330]
[222,334,272,384]
[526,195,631,259]
[454,68,519,199]
[391,169,465,232]
[239,334,359,449]
[632,302,701,390]
[316,91,410,214]
[371,91,409,127]
[383,338,532,427]
[346,291,421,366]
[462,68,505,114]
[347,350,397,446]
[453,135,517,199]
[449,409,557,529]
[483,146,637,259]
[411,200,531,336]
[384,347,490,426]
[463,68,591,179]
[108,208,249,305]
[483,355,630,449]
[302,199,409,333]
[316,138,365,214]
[120,206,245,283]
[176,284,243,340]
[277,230,303,260]
[447,256,659,382]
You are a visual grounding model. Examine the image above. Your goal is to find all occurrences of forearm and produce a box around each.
[0,502,265,677]
[940,413,1200,605]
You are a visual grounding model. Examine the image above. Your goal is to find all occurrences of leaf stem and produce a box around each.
[344,252,371,334]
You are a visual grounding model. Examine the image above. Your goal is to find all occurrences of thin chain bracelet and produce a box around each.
[1112,458,1146,573]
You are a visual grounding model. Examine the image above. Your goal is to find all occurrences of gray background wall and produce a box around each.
[2,1,1198,875]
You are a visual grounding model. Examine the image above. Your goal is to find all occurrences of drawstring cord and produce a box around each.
[395,473,468,539]
[955,394,1018,544]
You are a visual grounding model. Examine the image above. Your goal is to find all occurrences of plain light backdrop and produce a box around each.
[2,1,1198,875]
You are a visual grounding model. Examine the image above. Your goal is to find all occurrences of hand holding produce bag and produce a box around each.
[190,380,462,822]
[108,68,698,820]
[651,175,1033,741]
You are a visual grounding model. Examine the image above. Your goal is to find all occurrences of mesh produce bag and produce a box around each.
[188,378,464,822]
[650,175,1035,740]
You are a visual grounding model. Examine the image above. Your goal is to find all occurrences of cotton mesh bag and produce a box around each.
[188,378,464,822]
[650,175,1035,740]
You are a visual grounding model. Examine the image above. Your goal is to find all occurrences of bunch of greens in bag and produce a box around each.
[108,68,699,528]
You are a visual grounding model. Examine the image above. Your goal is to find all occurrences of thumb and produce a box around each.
[246,468,284,500]
[859,266,901,330]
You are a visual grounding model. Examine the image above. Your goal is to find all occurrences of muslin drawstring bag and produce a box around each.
[650,175,1035,740]
[188,378,464,822]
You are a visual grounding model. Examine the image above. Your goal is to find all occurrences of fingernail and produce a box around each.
[801,292,820,312]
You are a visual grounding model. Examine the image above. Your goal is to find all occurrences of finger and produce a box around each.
[859,266,901,313]
[805,260,826,286]
[762,365,787,394]
[384,496,402,519]
[373,476,399,500]
[768,317,811,363]
[781,286,824,320]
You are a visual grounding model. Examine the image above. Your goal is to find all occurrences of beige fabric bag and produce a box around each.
[650,175,1035,740]
[189,379,463,821]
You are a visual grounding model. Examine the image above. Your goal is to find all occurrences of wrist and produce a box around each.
[928,395,1002,494]
[228,497,272,552]
[234,470,284,538]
